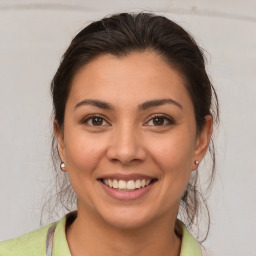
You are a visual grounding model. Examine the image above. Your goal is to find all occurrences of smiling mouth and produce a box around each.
[98,178,158,191]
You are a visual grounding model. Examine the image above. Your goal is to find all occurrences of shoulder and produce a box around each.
[0,222,55,256]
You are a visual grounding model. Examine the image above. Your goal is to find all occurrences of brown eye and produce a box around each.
[152,117,165,126]
[145,115,175,127]
[82,115,109,127]
[91,117,103,126]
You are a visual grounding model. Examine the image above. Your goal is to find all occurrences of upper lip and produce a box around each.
[97,173,157,181]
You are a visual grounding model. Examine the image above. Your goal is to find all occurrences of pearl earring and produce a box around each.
[60,162,65,171]
[193,160,199,171]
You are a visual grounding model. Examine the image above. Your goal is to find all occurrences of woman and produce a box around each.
[0,12,218,256]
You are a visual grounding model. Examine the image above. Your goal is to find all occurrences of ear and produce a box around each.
[192,115,213,169]
[54,120,66,164]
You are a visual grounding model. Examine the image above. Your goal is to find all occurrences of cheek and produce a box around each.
[64,131,107,177]
[62,131,109,207]
[149,131,195,170]
[148,131,195,197]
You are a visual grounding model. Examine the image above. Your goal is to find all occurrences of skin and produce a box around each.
[55,51,212,256]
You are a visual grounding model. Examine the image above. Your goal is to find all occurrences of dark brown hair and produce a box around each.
[45,12,219,241]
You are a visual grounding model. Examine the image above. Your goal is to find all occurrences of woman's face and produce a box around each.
[57,51,211,229]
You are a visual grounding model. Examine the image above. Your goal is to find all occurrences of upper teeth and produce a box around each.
[103,179,151,190]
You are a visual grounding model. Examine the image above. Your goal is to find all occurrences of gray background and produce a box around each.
[0,1,256,255]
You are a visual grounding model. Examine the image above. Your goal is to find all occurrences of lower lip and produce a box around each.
[99,181,155,200]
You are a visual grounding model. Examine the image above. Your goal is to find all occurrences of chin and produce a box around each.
[98,207,156,230]
[105,216,150,230]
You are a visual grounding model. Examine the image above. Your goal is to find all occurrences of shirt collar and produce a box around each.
[179,221,202,256]
[52,212,202,256]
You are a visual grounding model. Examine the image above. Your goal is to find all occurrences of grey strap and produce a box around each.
[46,223,57,256]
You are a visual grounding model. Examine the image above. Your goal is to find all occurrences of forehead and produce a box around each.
[67,51,192,109]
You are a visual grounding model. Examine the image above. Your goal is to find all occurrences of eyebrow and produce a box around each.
[138,98,182,111]
[74,98,182,111]
[75,99,114,110]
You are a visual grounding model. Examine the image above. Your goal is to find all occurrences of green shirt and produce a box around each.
[0,212,202,255]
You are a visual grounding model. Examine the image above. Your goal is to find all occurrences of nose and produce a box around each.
[106,124,147,165]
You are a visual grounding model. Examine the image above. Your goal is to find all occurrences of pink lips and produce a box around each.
[99,180,155,200]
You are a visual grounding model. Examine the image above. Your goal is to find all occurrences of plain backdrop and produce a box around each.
[0,1,256,256]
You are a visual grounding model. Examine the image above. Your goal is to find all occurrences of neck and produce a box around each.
[66,207,181,256]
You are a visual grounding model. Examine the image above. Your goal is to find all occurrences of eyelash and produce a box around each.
[81,114,176,127]
[81,114,109,127]
[145,114,176,126]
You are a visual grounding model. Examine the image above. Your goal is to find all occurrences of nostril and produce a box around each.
[106,140,147,165]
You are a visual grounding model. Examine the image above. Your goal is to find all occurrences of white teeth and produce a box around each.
[118,180,127,189]
[135,179,141,188]
[127,180,135,189]
[103,178,152,190]
[108,179,113,188]
[113,179,118,189]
